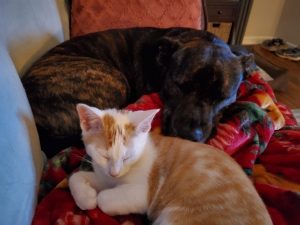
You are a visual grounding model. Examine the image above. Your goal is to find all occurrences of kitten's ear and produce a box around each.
[76,103,102,133]
[129,109,160,134]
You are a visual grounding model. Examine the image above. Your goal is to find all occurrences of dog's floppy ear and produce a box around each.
[240,53,256,75]
[230,45,256,75]
[156,37,180,66]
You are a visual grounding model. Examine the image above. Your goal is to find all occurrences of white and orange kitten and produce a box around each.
[69,103,272,225]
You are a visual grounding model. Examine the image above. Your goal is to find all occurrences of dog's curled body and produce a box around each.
[22,27,251,156]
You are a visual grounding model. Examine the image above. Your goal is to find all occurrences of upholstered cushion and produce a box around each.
[71,0,204,37]
[0,0,69,223]
[0,0,69,76]
[0,47,43,225]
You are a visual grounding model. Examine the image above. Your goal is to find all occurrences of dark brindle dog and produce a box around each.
[22,27,252,157]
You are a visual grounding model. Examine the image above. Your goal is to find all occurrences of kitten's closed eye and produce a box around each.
[122,151,133,161]
[101,154,129,162]
[123,156,130,161]
[102,155,110,161]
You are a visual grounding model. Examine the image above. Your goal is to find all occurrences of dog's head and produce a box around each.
[157,29,254,142]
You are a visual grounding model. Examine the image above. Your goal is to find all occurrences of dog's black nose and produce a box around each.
[192,128,203,142]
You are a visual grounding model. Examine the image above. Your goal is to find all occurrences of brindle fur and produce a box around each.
[22,27,251,157]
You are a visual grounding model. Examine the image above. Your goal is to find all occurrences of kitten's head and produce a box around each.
[76,104,159,178]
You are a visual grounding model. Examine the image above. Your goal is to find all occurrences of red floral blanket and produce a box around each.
[32,71,300,225]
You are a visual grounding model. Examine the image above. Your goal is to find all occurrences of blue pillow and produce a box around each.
[0,48,43,225]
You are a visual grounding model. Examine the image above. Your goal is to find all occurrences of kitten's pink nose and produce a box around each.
[109,169,119,177]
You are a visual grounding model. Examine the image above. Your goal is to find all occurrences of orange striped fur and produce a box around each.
[147,134,272,224]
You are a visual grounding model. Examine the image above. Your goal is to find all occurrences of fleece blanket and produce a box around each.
[32,71,300,225]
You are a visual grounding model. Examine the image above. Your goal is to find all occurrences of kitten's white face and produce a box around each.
[76,104,159,178]
[83,111,143,178]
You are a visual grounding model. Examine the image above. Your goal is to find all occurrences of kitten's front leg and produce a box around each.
[98,184,148,216]
[69,171,103,210]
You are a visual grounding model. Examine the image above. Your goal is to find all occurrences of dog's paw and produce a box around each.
[69,175,97,210]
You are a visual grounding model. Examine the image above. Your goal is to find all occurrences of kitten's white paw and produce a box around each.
[74,185,97,210]
[69,177,97,210]
[97,191,120,216]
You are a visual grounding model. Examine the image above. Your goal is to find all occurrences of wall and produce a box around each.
[275,0,300,45]
[242,0,285,44]
[0,0,69,76]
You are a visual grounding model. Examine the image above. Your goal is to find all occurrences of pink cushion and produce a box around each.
[71,0,204,37]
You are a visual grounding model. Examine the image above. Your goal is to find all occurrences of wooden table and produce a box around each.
[249,45,300,109]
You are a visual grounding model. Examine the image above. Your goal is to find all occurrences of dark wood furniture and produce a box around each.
[248,45,300,109]
[204,0,253,44]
